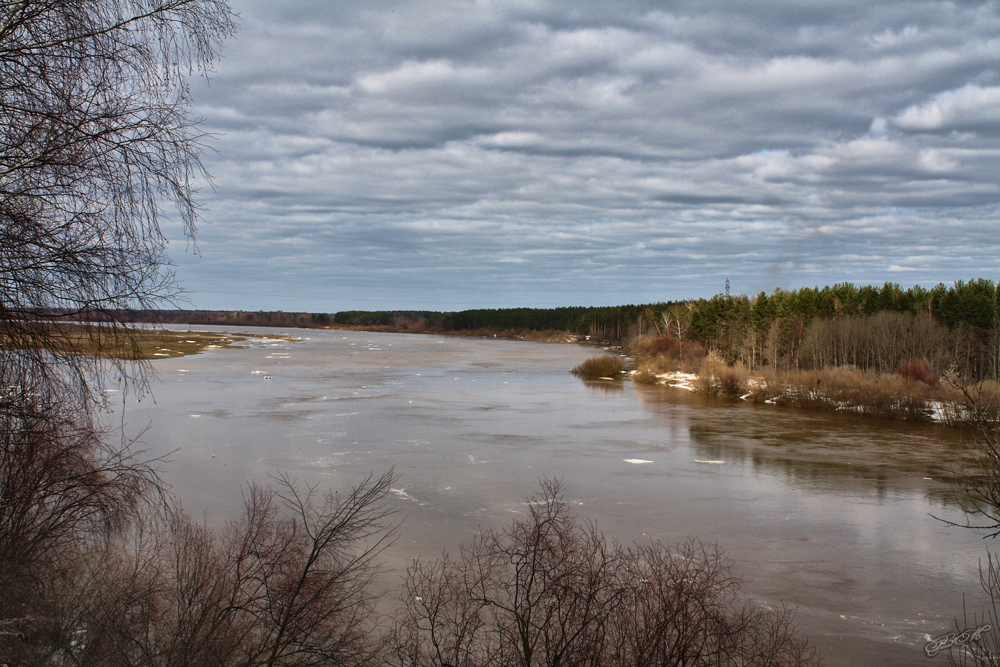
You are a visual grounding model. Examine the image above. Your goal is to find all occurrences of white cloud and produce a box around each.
[894,85,1000,130]
[918,148,958,172]
[357,60,492,95]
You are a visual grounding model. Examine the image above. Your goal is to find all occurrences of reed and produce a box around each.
[631,368,660,385]
[571,355,626,380]
[743,366,960,421]
[696,353,750,397]
[631,346,989,422]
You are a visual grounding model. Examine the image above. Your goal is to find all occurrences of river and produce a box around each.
[121,326,991,666]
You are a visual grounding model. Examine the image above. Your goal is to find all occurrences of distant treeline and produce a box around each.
[139,305,662,340]
[133,279,1000,379]
[146,309,339,327]
[637,279,1000,381]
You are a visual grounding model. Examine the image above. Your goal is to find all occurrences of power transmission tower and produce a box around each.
[725,278,730,297]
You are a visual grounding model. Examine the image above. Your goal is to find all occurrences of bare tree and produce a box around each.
[390,480,819,667]
[1,5,425,667]
[661,305,691,343]
[937,376,1000,536]
[1,0,236,410]
[930,376,1000,665]
[1,3,235,660]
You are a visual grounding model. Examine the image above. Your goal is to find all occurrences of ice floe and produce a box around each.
[390,487,420,503]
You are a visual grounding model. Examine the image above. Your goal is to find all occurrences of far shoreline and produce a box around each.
[141,321,982,430]
[153,318,624,347]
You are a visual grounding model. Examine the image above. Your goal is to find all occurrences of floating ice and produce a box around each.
[624,459,653,464]
[390,487,419,502]
[694,460,725,464]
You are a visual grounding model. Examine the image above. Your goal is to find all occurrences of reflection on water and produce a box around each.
[125,327,990,667]
[581,379,625,393]
[634,386,974,502]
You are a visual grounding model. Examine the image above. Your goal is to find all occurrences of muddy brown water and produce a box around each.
[119,326,991,666]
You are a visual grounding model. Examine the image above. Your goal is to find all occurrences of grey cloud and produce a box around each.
[173,0,1000,310]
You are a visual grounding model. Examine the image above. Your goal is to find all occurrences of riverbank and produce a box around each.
[122,329,256,359]
[628,354,985,425]
[130,312,605,344]
[1,326,303,360]
[321,323,593,344]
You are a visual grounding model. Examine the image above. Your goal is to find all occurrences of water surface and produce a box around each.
[124,327,990,667]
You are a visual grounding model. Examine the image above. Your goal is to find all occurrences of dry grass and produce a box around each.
[742,366,962,421]
[572,355,626,380]
[632,368,660,385]
[631,344,988,422]
[630,336,705,373]
[632,351,704,376]
[0,326,263,360]
[114,329,255,360]
[696,353,750,397]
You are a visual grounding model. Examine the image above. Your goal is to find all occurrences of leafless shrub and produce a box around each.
[611,540,816,667]
[73,470,397,667]
[899,360,937,385]
[572,355,626,380]
[637,337,706,373]
[389,480,819,667]
[0,395,158,664]
[646,336,705,362]
[648,336,683,358]
[632,368,659,385]
[697,354,749,397]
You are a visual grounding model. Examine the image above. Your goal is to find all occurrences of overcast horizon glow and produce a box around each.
[170,0,1000,312]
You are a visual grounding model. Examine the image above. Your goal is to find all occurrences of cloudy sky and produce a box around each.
[172,0,1000,311]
